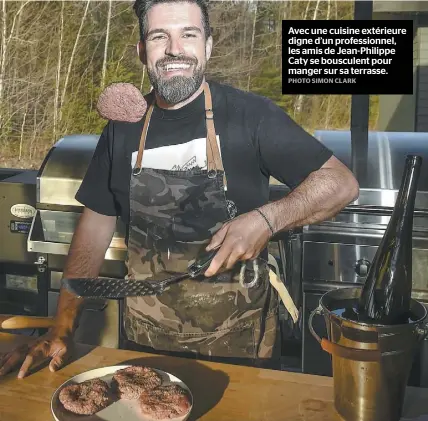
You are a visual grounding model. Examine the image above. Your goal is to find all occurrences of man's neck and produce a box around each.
[154,77,206,110]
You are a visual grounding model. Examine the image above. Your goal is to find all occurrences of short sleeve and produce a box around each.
[75,122,119,216]
[257,100,333,189]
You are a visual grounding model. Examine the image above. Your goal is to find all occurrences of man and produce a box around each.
[0,0,359,378]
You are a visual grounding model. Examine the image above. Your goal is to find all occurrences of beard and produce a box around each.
[147,57,205,104]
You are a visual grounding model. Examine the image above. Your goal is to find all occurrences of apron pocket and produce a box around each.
[128,318,258,359]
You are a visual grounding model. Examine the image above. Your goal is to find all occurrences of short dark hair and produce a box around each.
[133,0,211,41]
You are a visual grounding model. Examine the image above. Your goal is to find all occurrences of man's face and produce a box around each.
[140,2,212,105]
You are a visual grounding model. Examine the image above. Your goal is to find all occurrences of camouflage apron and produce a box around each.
[123,82,278,361]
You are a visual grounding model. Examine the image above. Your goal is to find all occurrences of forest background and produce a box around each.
[0,0,379,170]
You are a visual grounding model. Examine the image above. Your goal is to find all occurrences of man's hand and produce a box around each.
[204,210,272,277]
[0,328,73,379]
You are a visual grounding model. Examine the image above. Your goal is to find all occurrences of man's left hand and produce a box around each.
[204,210,273,277]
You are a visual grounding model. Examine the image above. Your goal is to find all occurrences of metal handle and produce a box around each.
[308,306,324,343]
[343,204,428,217]
[416,325,428,341]
[34,255,47,273]
[355,259,371,277]
[34,256,46,265]
[0,314,55,330]
[239,260,260,289]
[308,306,382,362]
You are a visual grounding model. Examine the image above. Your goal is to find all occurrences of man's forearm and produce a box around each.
[53,208,117,334]
[54,242,106,334]
[261,163,359,234]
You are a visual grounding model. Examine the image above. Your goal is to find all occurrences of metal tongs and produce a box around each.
[62,246,255,299]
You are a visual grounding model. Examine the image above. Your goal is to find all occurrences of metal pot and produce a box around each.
[309,286,428,421]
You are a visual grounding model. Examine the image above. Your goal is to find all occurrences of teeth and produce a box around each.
[165,63,191,71]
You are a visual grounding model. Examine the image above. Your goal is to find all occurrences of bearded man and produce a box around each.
[0,0,358,378]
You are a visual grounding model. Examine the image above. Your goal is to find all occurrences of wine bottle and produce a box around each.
[357,155,422,324]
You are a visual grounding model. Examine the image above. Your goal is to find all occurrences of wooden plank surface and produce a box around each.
[0,333,427,421]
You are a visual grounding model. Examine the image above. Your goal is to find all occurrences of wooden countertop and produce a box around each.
[1,333,428,421]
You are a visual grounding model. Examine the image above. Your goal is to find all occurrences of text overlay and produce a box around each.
[282,20,413,95]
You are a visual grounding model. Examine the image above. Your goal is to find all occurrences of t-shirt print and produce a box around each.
[130,136,222,171]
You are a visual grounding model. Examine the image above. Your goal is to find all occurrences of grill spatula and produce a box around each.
[62,247,219,299]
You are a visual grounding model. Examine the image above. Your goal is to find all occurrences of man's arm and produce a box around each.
[54,207,117,335]
[204,98,359,276]
[260,155,359,233]
[205,155,358,276]
[58,121,118,332]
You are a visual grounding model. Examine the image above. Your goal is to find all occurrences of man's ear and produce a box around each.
[205,36,213,61]
[137,41,147,65]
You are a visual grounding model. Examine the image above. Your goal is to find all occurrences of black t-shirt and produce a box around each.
[75,80,333,227]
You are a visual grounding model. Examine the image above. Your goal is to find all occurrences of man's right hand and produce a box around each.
[0,328,73,379]
[0,207,118,379]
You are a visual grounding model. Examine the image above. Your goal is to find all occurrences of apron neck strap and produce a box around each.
[203,83,224,174]
[133,102,154,175]
[133,82,227,188]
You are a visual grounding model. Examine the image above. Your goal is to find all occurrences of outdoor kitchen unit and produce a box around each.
[300,130,428,386]
[27,135,127,348]
[21,128,428,383]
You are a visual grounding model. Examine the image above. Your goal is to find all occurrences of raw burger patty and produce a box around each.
[139,384,192,419]
[59,378,111,415]
[112,366,162,400]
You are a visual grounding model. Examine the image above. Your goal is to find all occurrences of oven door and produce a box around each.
[0,262,49,336]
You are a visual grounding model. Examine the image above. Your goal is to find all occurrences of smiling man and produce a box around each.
[142,3,208,105]
[0,0,359,378]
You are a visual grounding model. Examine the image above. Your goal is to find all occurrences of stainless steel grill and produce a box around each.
[305,131,428,299]
[29,135,127,260]
[27,135,125,348]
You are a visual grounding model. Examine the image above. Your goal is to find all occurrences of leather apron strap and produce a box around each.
[132,103,154,176]
[132,82,227,187]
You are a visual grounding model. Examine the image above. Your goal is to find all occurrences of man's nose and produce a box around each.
[165,37,184,56]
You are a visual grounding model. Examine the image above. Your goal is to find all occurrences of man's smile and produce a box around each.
[157,60,195,76]
[164,63,191,71]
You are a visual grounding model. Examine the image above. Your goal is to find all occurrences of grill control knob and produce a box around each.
[355,259,371,277]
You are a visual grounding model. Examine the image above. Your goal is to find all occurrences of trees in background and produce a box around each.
[0,0,378,169]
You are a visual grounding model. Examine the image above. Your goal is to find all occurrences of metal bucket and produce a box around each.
[309,286,428,421]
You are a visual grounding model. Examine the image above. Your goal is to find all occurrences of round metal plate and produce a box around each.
[51,365,193,421]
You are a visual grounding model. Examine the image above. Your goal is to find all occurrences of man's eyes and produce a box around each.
[151,33,198,41]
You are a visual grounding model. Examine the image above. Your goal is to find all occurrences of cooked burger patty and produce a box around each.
[139,384,192,419]
[59,378,111,415]
[112,366,163,400]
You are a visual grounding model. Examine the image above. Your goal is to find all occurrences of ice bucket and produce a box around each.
[309,286,428,421]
